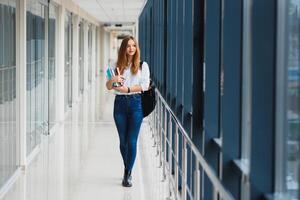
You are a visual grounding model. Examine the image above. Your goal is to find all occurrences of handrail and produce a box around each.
[150,88,235,200]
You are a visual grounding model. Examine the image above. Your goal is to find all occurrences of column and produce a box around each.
[56,6,65,121]
[16,0,27,168]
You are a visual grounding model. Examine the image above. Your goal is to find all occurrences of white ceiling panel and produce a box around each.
[73,0,147,24]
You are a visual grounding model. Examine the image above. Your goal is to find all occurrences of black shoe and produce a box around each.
[122,169,132,187]
[127,170,132,181]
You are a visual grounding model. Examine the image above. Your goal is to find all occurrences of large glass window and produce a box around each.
[48,3,58,129]
[26,0,48,155]
[277,0,300,198]
[0,0,17,189]
[284,0,300,197]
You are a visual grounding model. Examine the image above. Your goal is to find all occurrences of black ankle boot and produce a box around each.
[122,169,132,187]
[128,170,132,181]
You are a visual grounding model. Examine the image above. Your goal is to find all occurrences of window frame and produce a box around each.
[275,0,287,195]
[239,0,253,198]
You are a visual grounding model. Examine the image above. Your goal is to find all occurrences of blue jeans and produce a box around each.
[113,94,143,171]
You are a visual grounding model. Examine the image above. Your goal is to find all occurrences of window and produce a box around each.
[48,3,58,129]
[0,0,17,188]
[26,0,47,154]
[276,0,300,198]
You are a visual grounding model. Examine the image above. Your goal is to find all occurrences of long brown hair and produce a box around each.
[116,36,141,75]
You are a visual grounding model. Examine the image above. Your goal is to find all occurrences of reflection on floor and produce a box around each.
[2,74,169,200]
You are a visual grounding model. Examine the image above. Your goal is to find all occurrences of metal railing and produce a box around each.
[148,89,235,200]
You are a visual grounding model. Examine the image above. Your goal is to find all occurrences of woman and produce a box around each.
[106,36,150,187]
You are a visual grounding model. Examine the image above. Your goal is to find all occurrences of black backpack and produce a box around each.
[140,61,156,117]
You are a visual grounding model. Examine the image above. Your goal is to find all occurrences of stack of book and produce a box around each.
[106,67,122,87]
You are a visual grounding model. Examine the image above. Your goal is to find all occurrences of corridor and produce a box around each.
[0,0,299,199]
[2,75,169,200]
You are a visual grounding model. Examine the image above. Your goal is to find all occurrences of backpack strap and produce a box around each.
[139,61,143,69]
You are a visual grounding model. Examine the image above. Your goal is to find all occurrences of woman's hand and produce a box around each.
[106,75,125,90]
[111,75,125,84]
[114,86,128,93]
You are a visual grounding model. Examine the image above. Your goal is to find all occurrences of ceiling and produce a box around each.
[73,0,147,24]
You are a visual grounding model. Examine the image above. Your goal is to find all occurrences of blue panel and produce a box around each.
[149,9,153,73]
[167,0,172,103]
[176,0,184,120]
[171,0,177,108]
[169,0,173,103]
[156,0,158,86]
[204,0,221,153]
[160,0,165,95]
[192,0,205,142]
[221,0,243,198]
[148,10,151,69]
[183,0,193,116]
[203,0,221,198]
[153,0,157,85]
[163,0,167,97]
[250,0,276,198]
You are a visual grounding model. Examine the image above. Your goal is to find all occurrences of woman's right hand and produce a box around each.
[106,75,125,90]
[111,75,125,84]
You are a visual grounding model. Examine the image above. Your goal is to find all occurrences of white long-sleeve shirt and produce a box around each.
[108,61,150,95]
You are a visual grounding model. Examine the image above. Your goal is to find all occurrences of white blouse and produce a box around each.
[109,62,150,95]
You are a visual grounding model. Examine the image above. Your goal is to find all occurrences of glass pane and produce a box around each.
[285,0,300,198]
[0,0,17,188]
[26,0,47,155]
[48,3,57,129]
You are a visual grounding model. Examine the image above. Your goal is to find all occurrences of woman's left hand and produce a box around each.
[114,86,128,93]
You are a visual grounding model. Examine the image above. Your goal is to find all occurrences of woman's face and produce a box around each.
[126,39,136,57]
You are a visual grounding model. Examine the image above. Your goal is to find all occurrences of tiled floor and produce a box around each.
[1,74,169,200]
